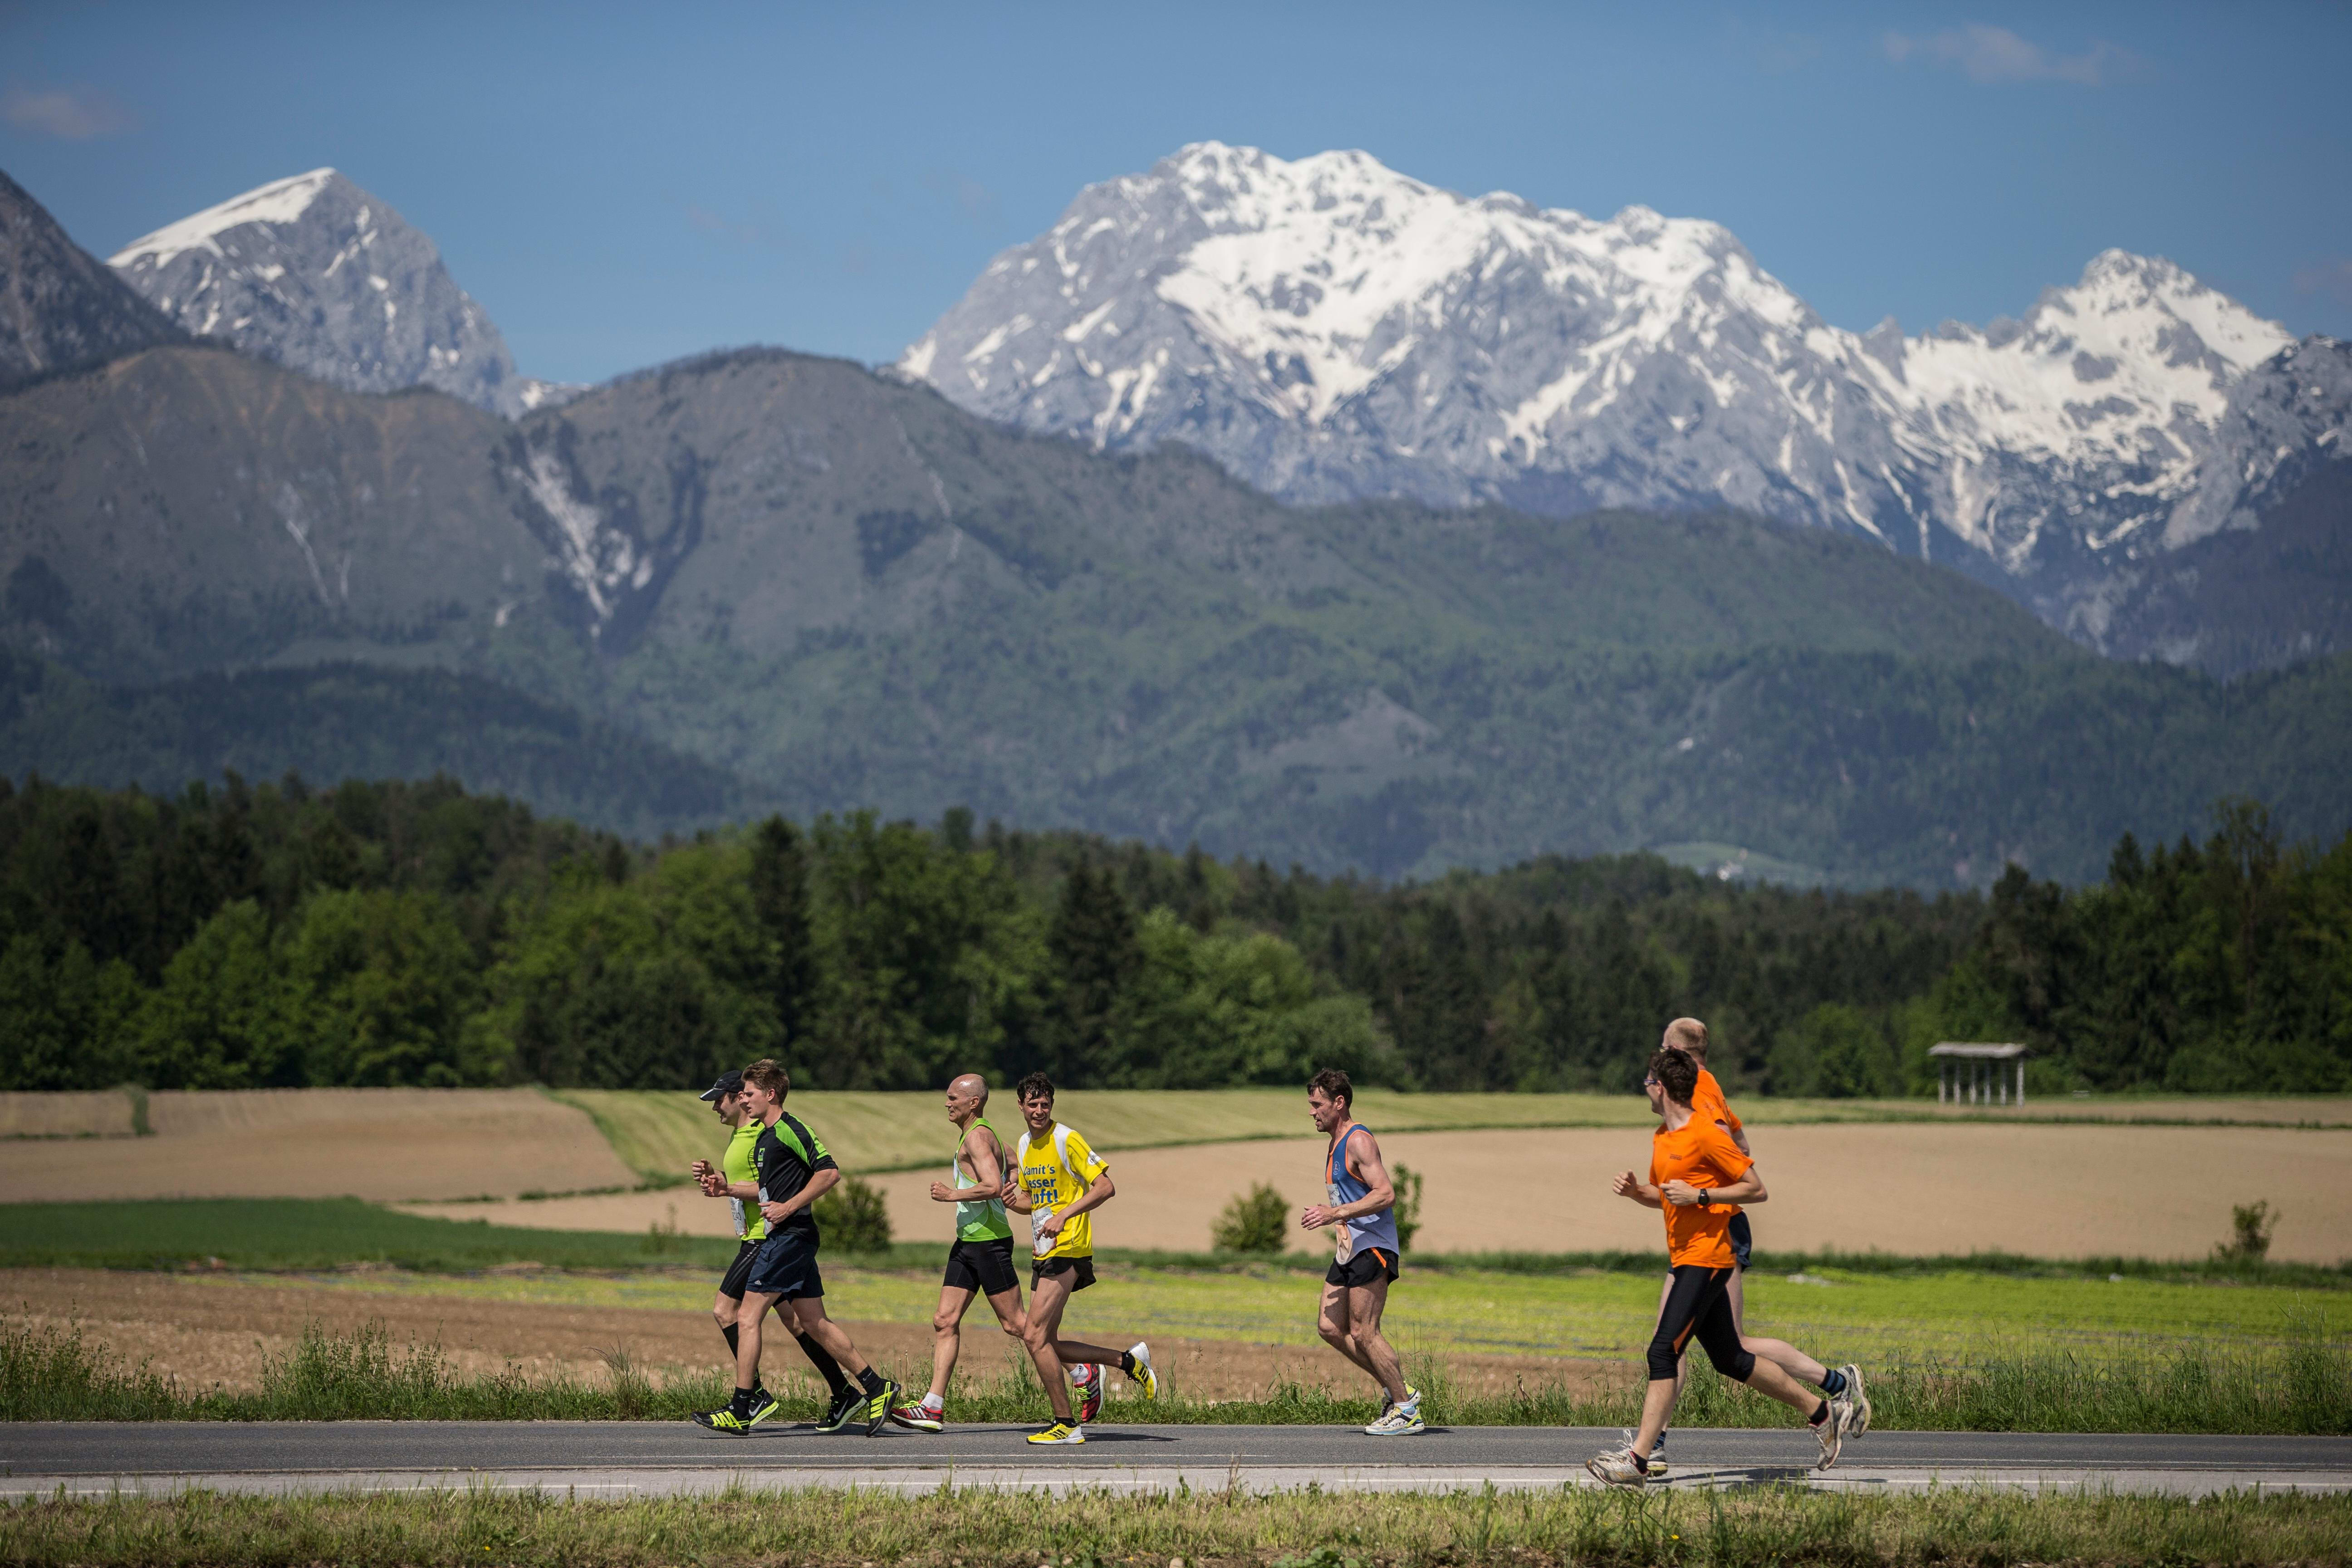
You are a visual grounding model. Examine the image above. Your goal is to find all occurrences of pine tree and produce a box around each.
[1045,861,1142,1082]
[747,815,815,1047]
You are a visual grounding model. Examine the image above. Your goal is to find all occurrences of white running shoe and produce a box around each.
[1838,1364,1871,1437]
[1126,1341,1158,1401]
[1585,1444,1649,1487]
[1363,1406,1426,1436]
[1812,1406,1843,1471]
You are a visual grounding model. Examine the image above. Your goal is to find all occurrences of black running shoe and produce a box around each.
[814,1384,862,1434]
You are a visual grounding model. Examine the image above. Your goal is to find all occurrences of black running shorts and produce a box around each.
[1031,1255,1096,1292]
[745,1230,825,1299]
[1728,1210,1754,1272]
[1648,1263,1754,1383]
[719,1237,761,1298]
[1326,1246,1400,1289]
[944,1237,1019,1296]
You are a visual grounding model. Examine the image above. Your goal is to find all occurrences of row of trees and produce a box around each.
[2,773,2345,1095]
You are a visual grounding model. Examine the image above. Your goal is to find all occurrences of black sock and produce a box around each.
[796,1332,850,1396]
[721,1322,740,1357]
[1818,1367,1847,1396]
[858,1367,884,1396]
[1808,1400,1829,1426]
[1119,1351,1139,1377]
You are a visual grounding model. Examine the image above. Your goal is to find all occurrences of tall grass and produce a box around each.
[4,1483,2352,1567]
[6,1314,2347,1432]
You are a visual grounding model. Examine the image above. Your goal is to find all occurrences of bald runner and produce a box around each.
[891,1073,1027,1431]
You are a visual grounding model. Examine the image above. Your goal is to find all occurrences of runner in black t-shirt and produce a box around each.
[693,1059,900,1436]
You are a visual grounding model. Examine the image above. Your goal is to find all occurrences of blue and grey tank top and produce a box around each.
[1326,1123,1400,1262]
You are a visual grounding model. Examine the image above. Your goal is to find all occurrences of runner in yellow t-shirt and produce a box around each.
[1000,1072,1157,1445]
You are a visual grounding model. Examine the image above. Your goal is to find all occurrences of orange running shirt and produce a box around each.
[1692,1069,1742,1136]
[1648,1117,1754,1268]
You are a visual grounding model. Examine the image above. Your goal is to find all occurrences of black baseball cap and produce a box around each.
[699,1069,746,1102]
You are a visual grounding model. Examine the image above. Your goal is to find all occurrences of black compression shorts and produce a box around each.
[944,1237,1020,1296]
[1728,1210,1754,1271]
[720,1237,761,1298]
[1031,1255,1096,1292]
[1649,1263,1755,1384]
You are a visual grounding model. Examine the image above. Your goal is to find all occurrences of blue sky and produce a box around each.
[5,0,2347,385]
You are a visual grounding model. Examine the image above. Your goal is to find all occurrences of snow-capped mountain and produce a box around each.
[108,169,575,417]
[901,142,2339,643]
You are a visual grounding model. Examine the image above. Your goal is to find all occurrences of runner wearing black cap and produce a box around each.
[688,1068,858,1431]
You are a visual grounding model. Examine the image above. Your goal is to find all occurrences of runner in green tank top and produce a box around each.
[889,1072,1028,1431]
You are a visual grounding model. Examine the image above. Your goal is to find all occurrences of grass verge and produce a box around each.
[4,1485,2352,1566]
[7,1314,2348,1433]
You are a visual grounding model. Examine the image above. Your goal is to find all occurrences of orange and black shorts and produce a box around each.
[1326,1247,1399,1288]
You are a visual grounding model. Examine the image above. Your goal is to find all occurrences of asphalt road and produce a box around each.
[5,1423,2349,1499]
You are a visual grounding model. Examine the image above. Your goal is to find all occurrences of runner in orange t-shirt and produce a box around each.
[1585,1046,1862,1488]
[1643,1018,1869,1475]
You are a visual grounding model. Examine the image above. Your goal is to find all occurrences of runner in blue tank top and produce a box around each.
[1301,1068,1423,1436]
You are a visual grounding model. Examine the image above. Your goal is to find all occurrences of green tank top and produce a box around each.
[953,1116,1013,1242]
[724,1121,765,1242]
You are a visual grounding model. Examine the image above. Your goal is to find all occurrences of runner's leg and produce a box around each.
[787,1295,874,1379]
[927,1283,975,1401]
[1023,1272,1077,1422]
[732,1289,780,1398]
[1317,1279,1384,1383]
[1346,1275,1408,1404]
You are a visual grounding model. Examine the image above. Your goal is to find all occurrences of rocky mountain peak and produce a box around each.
[108,168,559,416]
[0,167,183,388]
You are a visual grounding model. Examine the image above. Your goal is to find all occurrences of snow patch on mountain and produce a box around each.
[901,142,2336,642]
[109,169,539,417]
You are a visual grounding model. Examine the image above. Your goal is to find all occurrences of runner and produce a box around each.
[1644,1018,1868,1475]
[1001,1071,1158,1444]
[1586,1045,1864,1486]
[691,1059,901,1436]
[888,1072,1028,1431]
[1300,1068,1421,1436]
[687,1068,864,1433]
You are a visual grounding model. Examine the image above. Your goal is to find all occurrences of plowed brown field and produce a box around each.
[1,1268,1595,1403]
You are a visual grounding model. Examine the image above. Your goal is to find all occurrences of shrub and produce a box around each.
[2217,1200,2277,1262]
[1212,1182,1290,1253]
[813,1175,893,1253]
[1392,1161,1424,1250]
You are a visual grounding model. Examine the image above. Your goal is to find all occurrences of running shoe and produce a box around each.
[1027,1421,1087,1445]
[741,1387,782,1429]
[1811,1406,1843,1471]
[888,1399,944,1433]
[691,1406,753,1436]
[1838,1364,1872,1437]
[1363,1406,1426,1436]
[1070,1361,1103,1425]
[1126,1341,1158,1401]
[814,1384,863,1434]
[1584,1444,1648,1488]
[1645,1432,1669,1478]
[862,1377,902,1436]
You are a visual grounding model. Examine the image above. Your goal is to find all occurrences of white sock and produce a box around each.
[920,1392,944,1411]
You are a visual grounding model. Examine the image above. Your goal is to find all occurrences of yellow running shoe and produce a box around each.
[1125,1341,1158,1401]
[1027,1421,1087,1445]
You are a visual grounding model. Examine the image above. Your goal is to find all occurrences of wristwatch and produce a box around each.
[1698,1188,1712,1205]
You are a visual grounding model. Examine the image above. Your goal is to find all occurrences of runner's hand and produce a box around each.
[1035,1210,1065,1240]
[1661,1179,1702,1206]
[761,1200,791,1223]
[929,1181,956,1202]
[1610,1170,1640,1198]
[1300,1205,1333,1230]
[690,1160,713,1180]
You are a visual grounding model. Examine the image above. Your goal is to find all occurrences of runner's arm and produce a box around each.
[760,1165,840,1225]
[931,1126,1006,1203]
[1038,1168,1115,1233]
[1660,1167,1766,1206]
[1302,1129,1393,1228]
[1611,1169,1665,1208]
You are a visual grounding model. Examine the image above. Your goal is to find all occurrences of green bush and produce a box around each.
[1211,1182,1290,1252]
[813,1175,893,1254]
[1392,1161,1424,1250]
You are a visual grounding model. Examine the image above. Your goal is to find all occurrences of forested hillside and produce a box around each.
[4,773,2343,1098]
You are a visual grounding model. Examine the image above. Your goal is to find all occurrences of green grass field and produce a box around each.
[552,1087,2352,1186]
[8,1483,2351,1568]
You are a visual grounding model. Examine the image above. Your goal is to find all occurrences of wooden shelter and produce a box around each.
[1929,1042,2028,1106]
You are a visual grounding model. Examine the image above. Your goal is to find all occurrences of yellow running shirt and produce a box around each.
[1017,1122,1108,1260]
[723,1120,766,1242]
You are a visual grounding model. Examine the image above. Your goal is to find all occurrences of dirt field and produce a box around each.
[0,1090,637,1203]
[402,1122,2352,1263]
[1,1268,1594,1403]
[0,1092,133,1138]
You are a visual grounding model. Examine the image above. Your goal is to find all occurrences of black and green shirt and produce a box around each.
[752,1111,837,1242]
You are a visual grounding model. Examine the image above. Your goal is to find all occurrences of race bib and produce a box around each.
[1328,1182,1352,1263]
[730,1197,747,1235]
[1033,1205,1056,1256]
